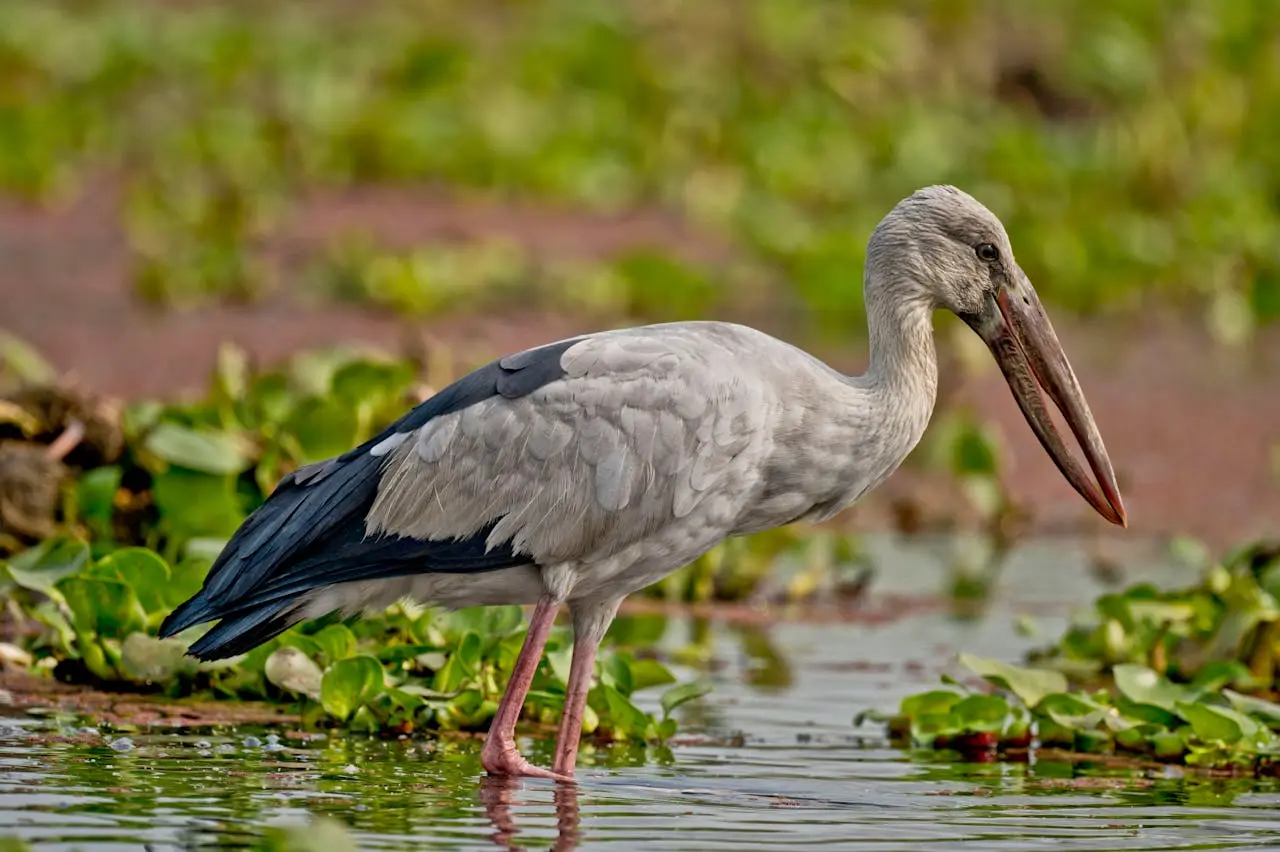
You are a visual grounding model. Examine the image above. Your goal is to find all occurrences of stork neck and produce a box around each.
[852,278,939,449]
[862,288,937,393]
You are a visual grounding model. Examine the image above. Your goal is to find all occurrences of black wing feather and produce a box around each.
[159,337,580,650]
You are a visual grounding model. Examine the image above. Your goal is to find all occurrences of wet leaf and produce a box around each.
[321,655,385,720]
[958,653,1067,707]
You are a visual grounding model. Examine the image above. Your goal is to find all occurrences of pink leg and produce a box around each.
[552,598,623,777]
[481,596,568,781]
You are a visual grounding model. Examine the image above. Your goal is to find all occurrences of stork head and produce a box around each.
[868,185,1127,527]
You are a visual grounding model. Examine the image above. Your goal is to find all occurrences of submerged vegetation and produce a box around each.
[871,542,1280,771]
[3,0,1280,340]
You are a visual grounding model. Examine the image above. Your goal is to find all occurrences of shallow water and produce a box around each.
[3,536,1279,851]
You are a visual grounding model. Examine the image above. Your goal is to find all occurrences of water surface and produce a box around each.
[3,536,1277,850]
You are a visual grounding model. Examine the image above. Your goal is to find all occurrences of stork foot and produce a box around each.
[481,738,574,783]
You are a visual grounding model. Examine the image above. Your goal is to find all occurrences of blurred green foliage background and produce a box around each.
[1,0,1276,340]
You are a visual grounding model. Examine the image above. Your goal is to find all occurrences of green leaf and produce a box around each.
[1223,689,1280,729]
[1176,701,1258,745]
[660,680,713,719]
[1113,664,1192,712]
[1190,661,1250,693]
[94,548,171,615]
[597,682,654,737]
[901,689,963,719]
[77,466,122,539]
[479,605,525,639]
[312,623,357,662]
[265,646,324,700]
[3,538,90,598]
[628,658,678,692]
[600,652,634,695]
[951,693,1010,732]
[331,359,415,409]
[145,422,253,475]
[285,397,361,463]
[455,631,481,675]
[165,558,212,611]
[958,653,1067,707]
[152,469,247,539]
[321,655,385,721]
[57,577,147,638]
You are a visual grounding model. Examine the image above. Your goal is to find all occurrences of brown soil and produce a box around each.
[0,667,298,728]
[2,182,1278,550]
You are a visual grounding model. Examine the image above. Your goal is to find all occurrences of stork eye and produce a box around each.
[976,243,999,262]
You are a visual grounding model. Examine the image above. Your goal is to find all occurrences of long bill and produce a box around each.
[963,275,1127,527]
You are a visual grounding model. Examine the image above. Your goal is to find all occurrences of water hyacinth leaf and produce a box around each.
[1190,661,1251,692]
[121,633,197,682]
[596,682,653,737]
[455,631,482,675]
[901,689,963,719]
[660,680,713,719]
[1113,664,1192,712]
[3,537,90,598]
[321,655,386,721]
[951,693,1010,732]
[1111,697,1176,729]
[480,605,524,639]
[1223,689,1280,729]
[285,397,362,463]
[166,558,214,610]
[1176,701,1257,745]
[58,577,146,638]
[312,623,357,663]
[96,548,171,615]
[432,650,467,694]
[957,653,1067,707]
[152,469,247,539]
[331,359,416,410]
[628,658,677,692]
[144,422,254,475]
[600,653,634,695]
[76,466,122,539]
[264,647,324,700]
